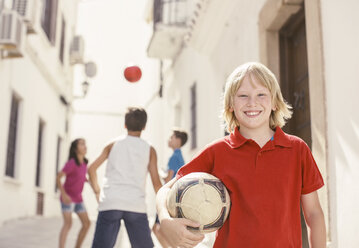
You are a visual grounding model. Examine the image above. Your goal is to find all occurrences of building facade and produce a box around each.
[146,0,359,247]
[0,0,82,225]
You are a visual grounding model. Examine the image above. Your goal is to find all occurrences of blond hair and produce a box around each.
[222,62,292,132]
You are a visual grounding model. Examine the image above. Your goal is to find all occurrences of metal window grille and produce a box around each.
[153,0,187,27]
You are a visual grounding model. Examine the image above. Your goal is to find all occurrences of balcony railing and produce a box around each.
[148,0,188,59]
[153,0,187,28]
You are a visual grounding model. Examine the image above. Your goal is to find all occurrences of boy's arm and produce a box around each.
[301,191,326,248]
[163,169,174,183]
[88,142,114,201]
[148,146,162,193]
[156,178,204,247]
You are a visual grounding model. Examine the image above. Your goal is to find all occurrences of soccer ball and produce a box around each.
[167,172,231,233]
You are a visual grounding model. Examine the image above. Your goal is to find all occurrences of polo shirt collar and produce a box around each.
[226,126,292,149]
[227,127,247,148]
[272,127,292,148]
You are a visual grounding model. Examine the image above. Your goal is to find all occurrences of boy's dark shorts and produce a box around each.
[92,210,153,248]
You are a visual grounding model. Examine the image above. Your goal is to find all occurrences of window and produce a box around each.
[59,16,65,63]
[35,119,45,187]
[41,0,58,45]
[190,83,197,149]
[5,95,21,178]
[54,136,62,191]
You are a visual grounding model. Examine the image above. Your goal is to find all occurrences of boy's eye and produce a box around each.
[238,95,248,98]
[258,93,266,97]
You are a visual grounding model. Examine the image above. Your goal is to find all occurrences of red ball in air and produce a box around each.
[124,65,142,83]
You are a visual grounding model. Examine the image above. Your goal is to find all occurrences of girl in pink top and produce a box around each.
[56,138,90,248]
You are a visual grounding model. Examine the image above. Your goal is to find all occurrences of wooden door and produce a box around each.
[280,9,311,248]
[36,192,44,215]
[280,10,312,147]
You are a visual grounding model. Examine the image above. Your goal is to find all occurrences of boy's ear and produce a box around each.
[229,107,234,112]
[271,101,277,111]
[272,104,277,111]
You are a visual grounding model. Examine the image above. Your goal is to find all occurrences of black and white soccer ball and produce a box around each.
[167,172,231,233]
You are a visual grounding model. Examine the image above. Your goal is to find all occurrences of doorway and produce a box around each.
[280,8,311,248]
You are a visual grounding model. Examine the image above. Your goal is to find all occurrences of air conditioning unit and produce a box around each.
[13,0,39,34]
[70,35,85,65]
[0,10,26,58]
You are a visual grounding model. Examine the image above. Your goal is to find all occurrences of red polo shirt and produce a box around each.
[176,127,324,248]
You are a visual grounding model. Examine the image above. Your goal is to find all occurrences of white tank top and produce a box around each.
[98,135,151,213]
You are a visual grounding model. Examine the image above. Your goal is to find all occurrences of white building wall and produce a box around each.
[0,0,80,225]
[320,1,359,247]
[209,0,266,75]
[151,0,359,247]
[0,57,69,224]
[173,48,225,152]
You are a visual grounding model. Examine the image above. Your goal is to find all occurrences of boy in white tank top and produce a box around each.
[88,107,162,248]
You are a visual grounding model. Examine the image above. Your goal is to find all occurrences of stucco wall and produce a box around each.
[321,0,359,247]
[0,0,79,225]
[0,58,69,224]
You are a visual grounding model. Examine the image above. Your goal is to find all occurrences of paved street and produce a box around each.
[0,216,215,248]
[0,216,160,248]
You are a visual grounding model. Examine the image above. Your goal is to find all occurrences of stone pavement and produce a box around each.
[0,216,160,248]
[0,216,215,248]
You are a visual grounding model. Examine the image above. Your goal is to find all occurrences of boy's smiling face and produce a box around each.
[230,75,276,132]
